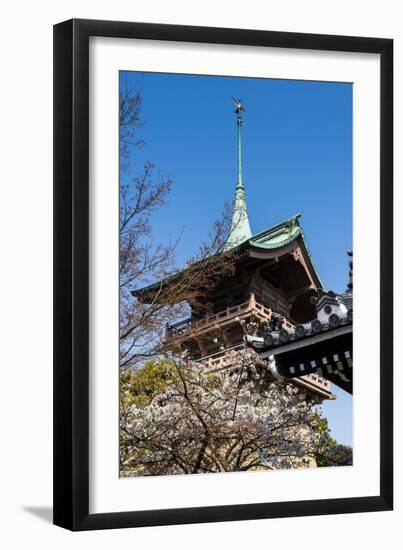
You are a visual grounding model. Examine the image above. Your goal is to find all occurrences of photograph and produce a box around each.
[119,70,353,478]
[0,1,396,543]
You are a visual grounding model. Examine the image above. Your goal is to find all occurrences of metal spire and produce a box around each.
[225,99,252,250]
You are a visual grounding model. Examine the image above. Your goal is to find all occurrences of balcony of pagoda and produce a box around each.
[199,347,334,401]
[165,293,294,357]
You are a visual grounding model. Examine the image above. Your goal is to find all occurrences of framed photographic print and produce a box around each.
[53,19,393,530]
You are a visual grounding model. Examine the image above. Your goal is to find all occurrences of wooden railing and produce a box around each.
[167,294,294,339]
[300,373,331,390]
[199,351,331,393]
[204,359,331,394]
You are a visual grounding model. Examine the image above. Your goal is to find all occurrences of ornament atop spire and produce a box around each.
[225,98,252,250]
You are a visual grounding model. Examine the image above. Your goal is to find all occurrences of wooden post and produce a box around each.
[249,292,256,310]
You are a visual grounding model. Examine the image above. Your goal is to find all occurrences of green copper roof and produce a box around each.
[249,213,302,250]
[224,109,252,251]
[134,213,323,299]
[231,213,324,288]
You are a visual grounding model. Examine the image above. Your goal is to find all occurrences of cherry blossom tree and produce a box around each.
[120,348,323,476]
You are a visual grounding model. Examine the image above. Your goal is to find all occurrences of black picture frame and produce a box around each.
[53,18,393,531]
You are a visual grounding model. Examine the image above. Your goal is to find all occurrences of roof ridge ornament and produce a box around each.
[224,98,252,251]
[346,250,353,293]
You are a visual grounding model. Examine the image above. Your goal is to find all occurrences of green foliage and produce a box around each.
[121,357,176,407]
[312,415,353,467]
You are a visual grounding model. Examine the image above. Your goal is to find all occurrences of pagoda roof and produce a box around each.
[133,213,323,301]
[231,213,323,288]
[232,213,302,251]
[248,214,302,250]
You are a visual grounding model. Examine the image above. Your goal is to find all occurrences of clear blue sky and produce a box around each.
[120,71,353,446]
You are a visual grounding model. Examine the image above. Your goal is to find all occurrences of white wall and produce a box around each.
[0,0,401,547]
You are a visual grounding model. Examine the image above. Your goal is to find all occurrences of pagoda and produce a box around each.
[135,99,335,401]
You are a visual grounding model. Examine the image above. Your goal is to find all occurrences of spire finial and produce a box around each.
[225,99,252,250]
